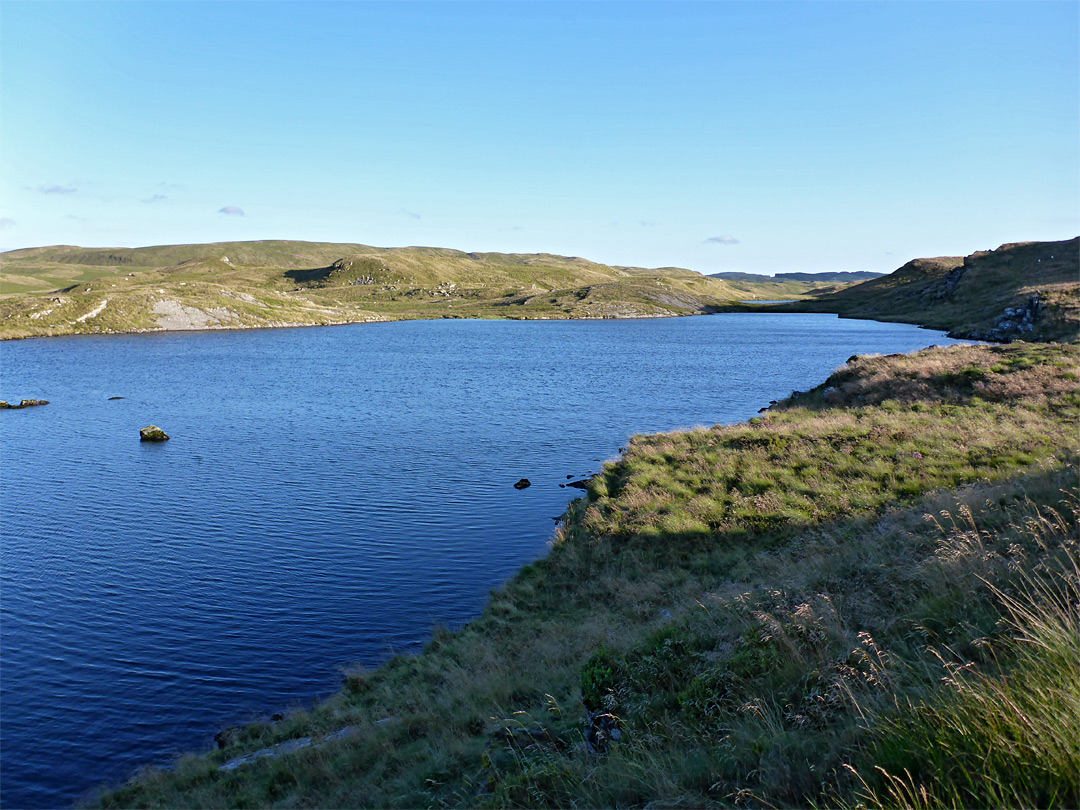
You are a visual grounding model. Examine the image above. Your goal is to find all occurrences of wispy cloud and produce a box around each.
[399,208,421,220]
[40,184,77,195]
[143,194,168,204]
[218,206,245,216]
[0,217,15,230]
[639,220,658,228]
[705,235,740,245]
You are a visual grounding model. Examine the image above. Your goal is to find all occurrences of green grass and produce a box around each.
[92,341,1079,808]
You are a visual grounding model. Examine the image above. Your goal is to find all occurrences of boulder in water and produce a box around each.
[140,425,170,442]
[513,478,531,490]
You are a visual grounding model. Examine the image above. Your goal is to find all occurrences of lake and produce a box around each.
[0,314,966,808]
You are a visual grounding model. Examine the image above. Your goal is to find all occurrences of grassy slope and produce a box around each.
[0,241,792,339]
[782,237,1079,342]
[95,342,1079,809]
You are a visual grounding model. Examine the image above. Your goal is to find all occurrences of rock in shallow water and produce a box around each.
[140,425,170,442]
[513,478,531,490]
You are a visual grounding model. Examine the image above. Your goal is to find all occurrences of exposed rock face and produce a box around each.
[140,425,170,442]
[152,299,236,331]
[966,294,1045,342]
[513,478,531,490]
[0,399,49,409]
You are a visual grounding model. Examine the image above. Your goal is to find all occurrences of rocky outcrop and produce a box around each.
[0,399,49,409]
[214,727,244,750]
[140,425,170,442]
[513,478,531,490]
[152,299,235,331]
[965,295,1045,342]
[584,710,622,754]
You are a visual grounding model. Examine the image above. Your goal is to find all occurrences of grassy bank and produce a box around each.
[95,342,1079,808]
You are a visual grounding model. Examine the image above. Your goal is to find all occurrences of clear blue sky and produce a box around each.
[1,1,1077,274]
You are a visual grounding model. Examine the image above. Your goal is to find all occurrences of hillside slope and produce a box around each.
[788,237,1079,342]
[0,241,749,339]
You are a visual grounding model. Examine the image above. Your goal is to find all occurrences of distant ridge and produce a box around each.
[710,270,884,283]
[775,270,884,282]
[708,271,776,283]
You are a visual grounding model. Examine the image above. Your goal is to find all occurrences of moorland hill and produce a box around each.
[778,237,1079,342]
[0,240,823,339]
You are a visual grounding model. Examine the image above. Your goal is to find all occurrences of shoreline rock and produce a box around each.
[0,399,49,409]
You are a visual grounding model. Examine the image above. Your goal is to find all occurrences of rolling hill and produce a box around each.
[774,237,1079,342]
[0,241,758,339]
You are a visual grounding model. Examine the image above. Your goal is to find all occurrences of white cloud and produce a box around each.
[705,235,740,245]
[218,206,245,216]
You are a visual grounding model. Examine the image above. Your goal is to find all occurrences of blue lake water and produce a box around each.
[0,314,966,808]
